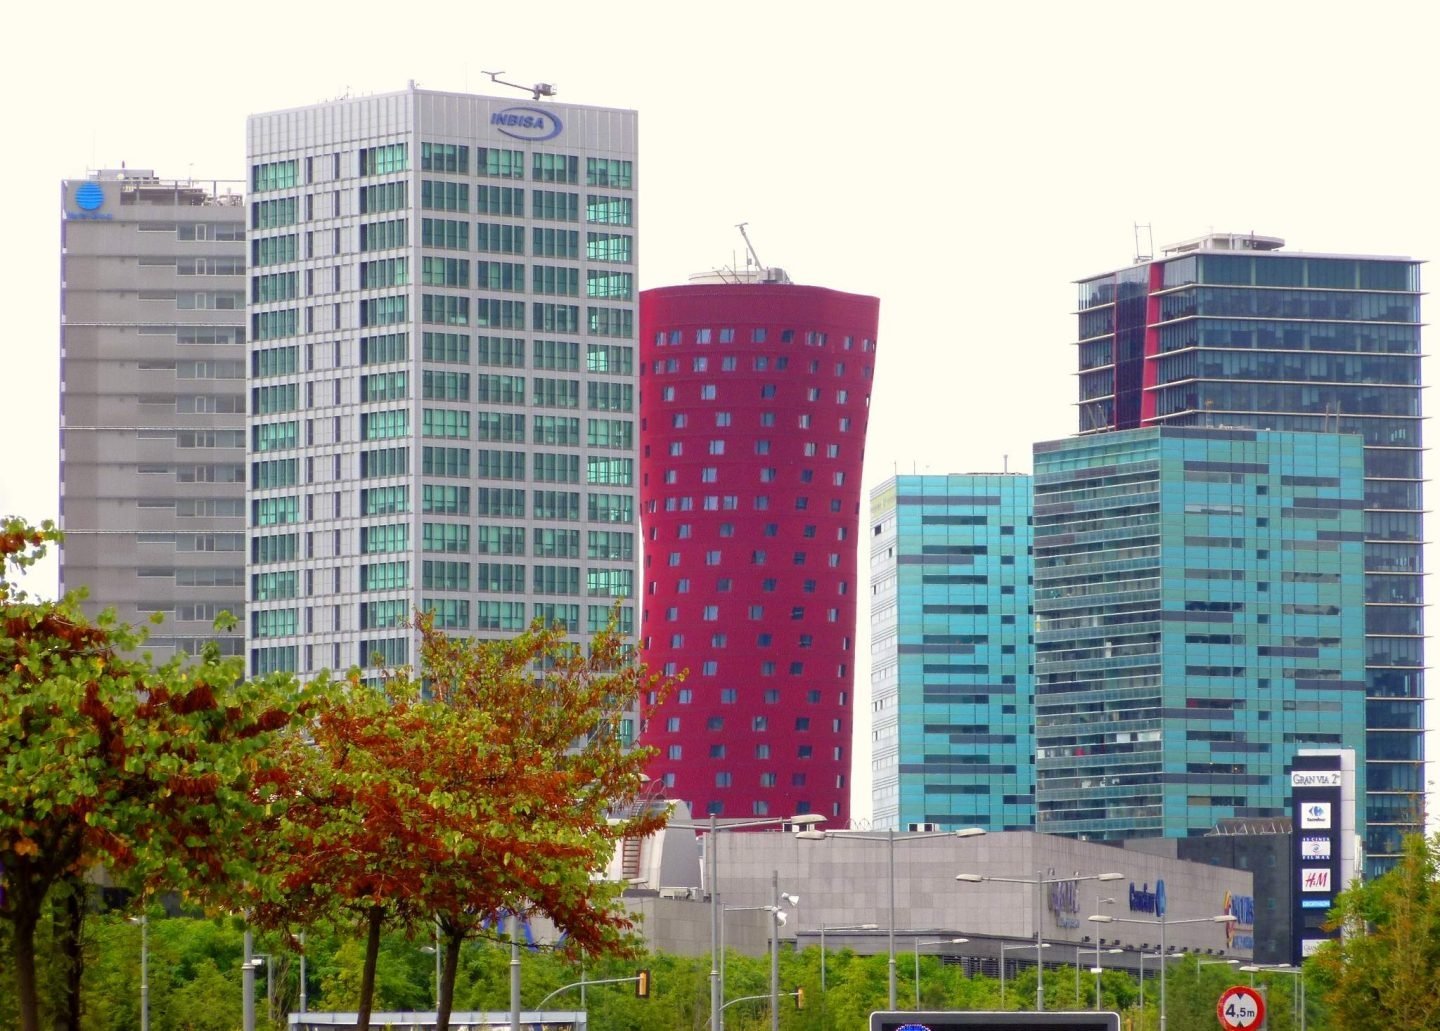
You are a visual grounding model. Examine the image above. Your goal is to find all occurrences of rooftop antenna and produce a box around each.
[481,70,557,100]
[736,222,765,274]
[1133,222,1153,263]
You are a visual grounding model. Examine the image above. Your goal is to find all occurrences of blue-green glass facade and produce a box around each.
[870,474,1034,831]
[1075,240,1422,875]
[1032,427,1366,842]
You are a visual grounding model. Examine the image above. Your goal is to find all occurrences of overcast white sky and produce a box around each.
[3,0,1435,826]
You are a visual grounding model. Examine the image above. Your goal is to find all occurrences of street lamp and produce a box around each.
[720,891,798,1031]
[770,873,800,1031]
[818,923,879,993]
[1137,951,1183,1017]
[129,915,148,1031]
[1088,948,1123,1011]
[1089,911,1236,1031]
[958,869,1124,1011]
[1196,957,1239,981]
[914,938,967,1009]
[1089,894,1115,1009]
[998,940,1050,1007]
[671,810,825,1031]
[1242,965,1305,1031]
[800,825,986,1008]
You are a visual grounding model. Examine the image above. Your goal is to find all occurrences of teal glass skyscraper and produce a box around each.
[1074,234,1422,874]
[870,474,1034,831]
[1032,428,1366,845]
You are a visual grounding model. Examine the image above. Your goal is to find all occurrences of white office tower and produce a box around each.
[245,86,639,686]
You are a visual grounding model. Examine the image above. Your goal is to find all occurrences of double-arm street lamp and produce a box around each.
[958,869,1124,1011]
[999,940,1049,1007]
[1087,947,1123,1010]
[1089,911,1236,1031]
[798,825,986,1009]
[914,938,967,1009]
[1241,964,1306,1031]
[671,811,825,1031]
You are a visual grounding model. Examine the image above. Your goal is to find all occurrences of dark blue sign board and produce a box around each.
[1289,753,1343,964]
[871,1012,1121,1031]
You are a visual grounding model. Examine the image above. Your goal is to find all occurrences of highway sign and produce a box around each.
[871,1013,1120,1031]
[1216,985,1266,1031]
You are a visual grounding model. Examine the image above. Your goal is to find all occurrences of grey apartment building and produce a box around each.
[59,170,247,660]
[245,86,639,681]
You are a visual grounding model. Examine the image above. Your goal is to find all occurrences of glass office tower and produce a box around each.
[1033,427,1367,845]
[1074,234,1422,874]
[246,86,639,683]
[869,474,1035,831]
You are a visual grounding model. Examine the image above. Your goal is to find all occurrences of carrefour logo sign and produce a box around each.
[1129,880,1165,917]
[491,106,562,141]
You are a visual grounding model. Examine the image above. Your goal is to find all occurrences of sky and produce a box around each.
[3,0,1436,827]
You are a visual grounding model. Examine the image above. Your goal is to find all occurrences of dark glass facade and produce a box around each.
[1074,241,1423,874]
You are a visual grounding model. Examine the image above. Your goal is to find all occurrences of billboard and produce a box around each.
[870,1013,1121,1031]
[1289,751,1351,963]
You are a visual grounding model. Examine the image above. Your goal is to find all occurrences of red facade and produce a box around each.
[638,281,880,822]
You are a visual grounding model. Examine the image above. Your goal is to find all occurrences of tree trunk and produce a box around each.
[54,880,85,1031]
[11,892,42,1031]
[436,925,464,1031]
[355,905,385,1031]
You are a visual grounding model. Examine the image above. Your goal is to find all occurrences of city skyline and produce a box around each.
[11,3,1438,825]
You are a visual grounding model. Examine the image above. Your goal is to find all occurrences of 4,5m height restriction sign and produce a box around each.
[1217,985,1266,1031]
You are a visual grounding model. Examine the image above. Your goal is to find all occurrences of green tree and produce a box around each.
[1312,832,1440,1031]
[414,612,670,1029]
[255,611,671,1031]
[0,519,307,1031]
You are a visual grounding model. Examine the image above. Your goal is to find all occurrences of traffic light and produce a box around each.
[795,987,805,1010]
[635,969,651,998]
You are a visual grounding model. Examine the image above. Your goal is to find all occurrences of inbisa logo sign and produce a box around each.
[491,106,562,142]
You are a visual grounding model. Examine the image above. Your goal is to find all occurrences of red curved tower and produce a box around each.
[639,275,879,822]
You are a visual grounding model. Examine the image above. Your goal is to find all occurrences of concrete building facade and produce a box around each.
[60,169,247,660]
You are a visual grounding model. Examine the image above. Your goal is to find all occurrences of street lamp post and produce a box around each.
[721,894,797,1031]
[1242,965,1305,1031]
[998,940,1049,1007]
[1091,894,1115,1009]
[1089,911,1237,1031]
[129,915,148,1031]
[799,825,986,1009]
[958,869,1124,1011]
[671,811,825,1031]
[818,922,878,993]
[1136,951,1182,1022]
[770,872,800,1031]
[242,931,256,1031]
[1089,948,1123,1011]
[914,938,967,1009]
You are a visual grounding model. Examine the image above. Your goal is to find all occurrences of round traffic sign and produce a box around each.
[1217,985,1266,1031]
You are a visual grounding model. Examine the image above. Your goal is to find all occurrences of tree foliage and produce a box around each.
[254,611,670,1031]
[1312,832,1440,1031]
[0,517,307,1031]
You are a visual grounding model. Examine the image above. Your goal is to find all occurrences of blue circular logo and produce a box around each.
[1155,878,1167,918]
[75,182,104,211]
